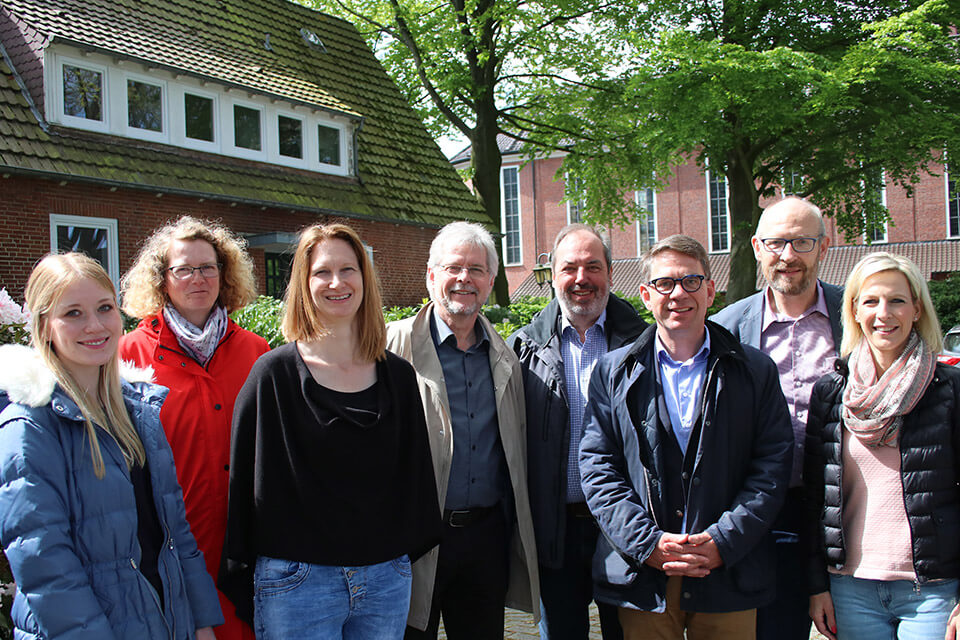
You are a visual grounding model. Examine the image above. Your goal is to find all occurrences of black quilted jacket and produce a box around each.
[803,359,960,594]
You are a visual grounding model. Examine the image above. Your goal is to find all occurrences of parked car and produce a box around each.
[940,325,960,367]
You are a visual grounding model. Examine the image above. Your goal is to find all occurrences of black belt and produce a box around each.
[443,504,498,528]
[566,502,593,519]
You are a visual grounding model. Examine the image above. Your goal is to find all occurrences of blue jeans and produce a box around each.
[829,574,958,640]
[254,555,412,640]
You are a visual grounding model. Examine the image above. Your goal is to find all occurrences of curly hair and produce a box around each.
[121,216,259,319]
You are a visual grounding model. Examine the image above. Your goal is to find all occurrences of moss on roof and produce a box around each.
[0,0,485,227]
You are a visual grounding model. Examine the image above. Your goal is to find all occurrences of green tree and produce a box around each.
[304,0,626,303]
[529,0,960,301]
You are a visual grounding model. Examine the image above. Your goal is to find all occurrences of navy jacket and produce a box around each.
[579,322,793,612]
[0,345,223,639]
[508,295,647,568]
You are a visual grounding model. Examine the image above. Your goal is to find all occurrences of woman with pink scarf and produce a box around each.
[804,252,960,640]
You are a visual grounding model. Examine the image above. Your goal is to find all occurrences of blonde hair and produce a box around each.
[840,251,943,357]
[26,253,146,478]
[121,216,258,318]
[281,223,386,362]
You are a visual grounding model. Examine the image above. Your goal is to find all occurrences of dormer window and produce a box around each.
[127,78,163,132]
[233,104,263,152]
[278,115,303,159]
[318,124,340,166]
[45,46,355,177]
[61,60,106,127]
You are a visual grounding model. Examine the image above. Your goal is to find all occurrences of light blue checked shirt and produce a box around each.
[560,309,607,503]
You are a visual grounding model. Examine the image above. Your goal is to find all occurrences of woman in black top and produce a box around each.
[221,223,441,639]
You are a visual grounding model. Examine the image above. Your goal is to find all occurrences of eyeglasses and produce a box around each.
[167,264,221,280]
[647,275,705,295]
[759,236,822,254]
[439,264,488,278]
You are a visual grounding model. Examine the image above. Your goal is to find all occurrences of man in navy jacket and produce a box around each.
[580,235,793,640]
[711,197,842,640]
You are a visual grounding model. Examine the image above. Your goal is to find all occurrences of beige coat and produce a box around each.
[386,303,540,630]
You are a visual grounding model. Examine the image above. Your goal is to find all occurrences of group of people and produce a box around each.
[0,195,956,640]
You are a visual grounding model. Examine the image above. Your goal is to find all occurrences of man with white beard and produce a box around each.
[387,222,539,639]
[711,197,842,640]
[509,224,647,640]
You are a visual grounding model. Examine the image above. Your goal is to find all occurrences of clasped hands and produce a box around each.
[645,531,723,578]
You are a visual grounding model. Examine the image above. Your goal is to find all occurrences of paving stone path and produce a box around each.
[439,605,830,639]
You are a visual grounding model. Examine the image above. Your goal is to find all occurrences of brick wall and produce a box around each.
[0,175,437,307]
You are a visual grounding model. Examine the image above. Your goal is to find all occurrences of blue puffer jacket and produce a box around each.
[0,345,223,639]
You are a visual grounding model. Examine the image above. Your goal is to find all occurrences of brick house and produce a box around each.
[451,135,960,297]
[0,0,486,306]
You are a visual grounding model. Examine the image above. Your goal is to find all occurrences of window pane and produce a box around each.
[234,105,262,151]
[949,170,960,238]
[63,64,103,121]
[709,173,729,252]
[278,116,303,159]
[318,125,341,165]
[127,79,163,132]
[185,93,214,142]
[503,168,521,264]
[56,225,110,267]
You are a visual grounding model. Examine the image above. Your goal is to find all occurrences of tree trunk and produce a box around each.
[725,154,761,303]
[470,107,510,305]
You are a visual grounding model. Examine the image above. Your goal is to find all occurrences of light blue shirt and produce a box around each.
[655,331,711,455]
[560,309,607,503]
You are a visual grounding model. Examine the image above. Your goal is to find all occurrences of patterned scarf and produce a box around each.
[162,304,228,368]
[841,330,936,447]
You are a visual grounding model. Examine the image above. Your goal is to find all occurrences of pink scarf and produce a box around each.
[841,330,935,447]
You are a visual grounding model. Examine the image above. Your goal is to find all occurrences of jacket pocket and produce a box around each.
[730,542,773,595]
[591,537,638,588]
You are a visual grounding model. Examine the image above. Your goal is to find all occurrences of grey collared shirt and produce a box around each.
[431,308,505,510]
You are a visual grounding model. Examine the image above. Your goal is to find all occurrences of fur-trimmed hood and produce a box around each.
[0,344,156,409]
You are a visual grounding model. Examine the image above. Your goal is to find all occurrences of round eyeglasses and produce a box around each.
[167,264,221,280]
[759,236,821,254]
[647,275,705,295]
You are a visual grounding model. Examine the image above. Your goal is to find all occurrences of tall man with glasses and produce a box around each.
[711,196,842,640]
[580,235,793,640]
[509,224,646,640]
[386,222,539,639]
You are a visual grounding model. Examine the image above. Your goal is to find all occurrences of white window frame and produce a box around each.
[500,165,523,266]
[122,71,168,143]
[50,55,111,134]
[706,169,731,253]
[175,86,220,152]
[316,122,347,171]
[273,109,308,168]
[49,214,120,283]
[44,46,355,177]
[565,173,585,224]
[229,99,266,160]
[634,187,657,256]
[864,170,888,244]
[946,167,960,239]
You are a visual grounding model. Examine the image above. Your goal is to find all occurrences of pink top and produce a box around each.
[833,428,915,581]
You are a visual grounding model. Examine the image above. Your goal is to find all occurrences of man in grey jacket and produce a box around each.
[386,222,539,639]
[509,225,646,640]
[711,197,842,640]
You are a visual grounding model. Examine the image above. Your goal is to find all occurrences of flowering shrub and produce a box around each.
[0,288,30,347]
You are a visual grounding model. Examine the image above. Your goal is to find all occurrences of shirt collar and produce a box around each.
[654,328,711,366]
[761,280,829,330]
[560,308,607,339]
[431,305,488,347]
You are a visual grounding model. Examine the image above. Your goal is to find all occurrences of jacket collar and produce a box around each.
[521,294,647,350]
[0,344,161,415]
[619,320,745,371]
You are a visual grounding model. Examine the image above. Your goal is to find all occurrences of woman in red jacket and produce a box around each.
[120,216,270,640]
